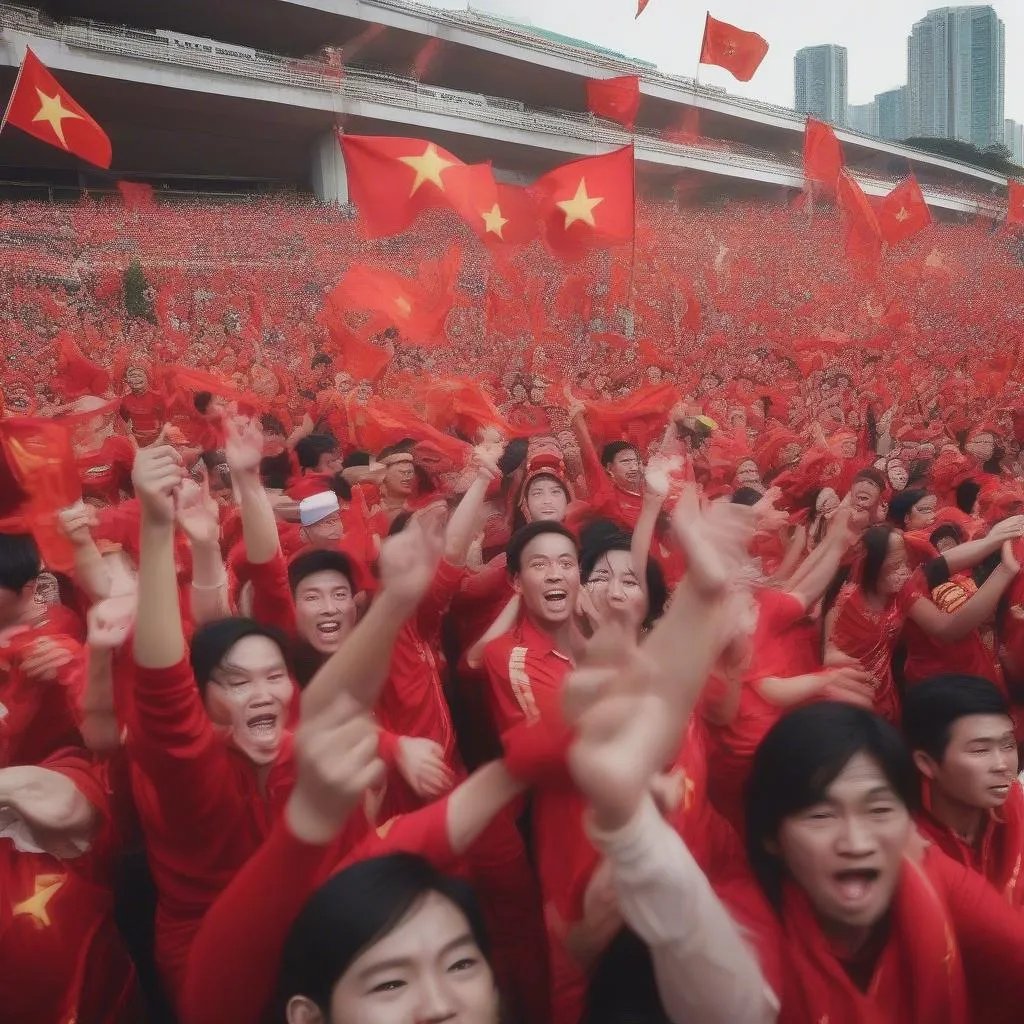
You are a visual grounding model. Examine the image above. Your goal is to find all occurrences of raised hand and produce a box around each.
[751,487,788,536]
[224,415,263,477]
[87,594,137,651]
[57,501,98,547]
[470,441,503,482]
[131,437,185,526]
[286,694,386,845]
[378,506,446,609]
[20,637,78,684]
[1002,539,1021,576]
[396,736,454,799]
[644,453,682,503]
[175,473,221,548]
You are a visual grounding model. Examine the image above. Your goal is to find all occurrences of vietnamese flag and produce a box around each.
[699,14,769,83]
[1009,180,1024,227]
[878,175,932,244]
[55,332,110,398]
[837,170,882,274]
[488,182,540,245]
[532,144,635,255]
[2,48,111,169]
[587,75,641,129]
[339,133,467,238]
[0,417,81,573]
[320,300,390,382]
[329,262,452,344]
[804,118,844,195]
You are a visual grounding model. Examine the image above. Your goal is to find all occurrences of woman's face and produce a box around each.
[323,892,498,1024]
[525,476,568,523]
[775,752,911,945]
[906,495,937,532]
[879,532,911,595]
[583,549,648,627]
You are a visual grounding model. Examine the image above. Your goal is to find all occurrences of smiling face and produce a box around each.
[304,511,343,547]
[775,752,911,945]
[203,634,293,766]
[125,366,148,393]
[915,714,1018,814]
[383,457,416,499]
[525,475,568,523]
[514,533,580,628]
[294,569,357,655]
[310,892,498,1024]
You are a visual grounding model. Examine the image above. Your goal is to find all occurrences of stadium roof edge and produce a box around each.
[279,0,1008,189]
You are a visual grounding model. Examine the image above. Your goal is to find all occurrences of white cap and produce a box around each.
[299,491,340,527]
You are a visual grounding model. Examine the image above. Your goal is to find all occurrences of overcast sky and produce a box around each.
[420,0,1023,127]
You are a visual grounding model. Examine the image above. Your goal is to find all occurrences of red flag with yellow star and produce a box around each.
[329,262,452,345]
[587,75,641,129]
[877,174,932,244]
[2,48,111,168]
[339,133,468,238]
[1009,180,1024,227]
[699,14,769,83]
[532,144,634,255]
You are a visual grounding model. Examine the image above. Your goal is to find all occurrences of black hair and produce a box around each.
[852,467,886,491]
[956,479,981,515]
[200,449,232,492]
[260,413,286,436]
[260,451,292,491]
[497,437,529,476]
[189,617,291,696]
[388,511,414,537]
[329,472,353,503]
[582,928,671,1023]
[288,550,356,595]
[193,391,214,415]
[296,434,339,471]
[902,674,1012,762]
[0,533,41,594]
[929,524,963,550]
[601,440,638,468]
[886,488,929,529]
[378,440,415,462]
[578,521,667,629]
[310,352,333,370]
[746,703,917,909]
[275,853,491,1018]
[342,450,371,469]
[731,486,763,507]
[506,521,578,576]
[906,458,931,488]
[858,524,897,596]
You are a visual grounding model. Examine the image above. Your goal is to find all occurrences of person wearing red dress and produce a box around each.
[0,752,140,1024]
[904,675,1024,912]
[119,364,166,447]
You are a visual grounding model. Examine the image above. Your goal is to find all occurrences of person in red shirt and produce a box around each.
[119,364,166,447]
[569,408,645,530]
[287,434,342,500]
[903,675,1024,908]
[0,753,140,1024]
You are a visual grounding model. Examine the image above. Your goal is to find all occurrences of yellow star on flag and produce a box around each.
[32,89,83,149]
[394,295,412,318]
[556,178,604,229]
[895,207,910,222]
[398,144,457,196]
[13,873,64,928]
[481,203,508,239]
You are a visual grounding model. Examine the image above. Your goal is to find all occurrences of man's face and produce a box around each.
[607,448,641,491]
[887,464,908,491]
[304,511,343,546]
[125,367,148,393]
[514,533,580,627]
[734,459,761,488]
[384,457,416,498]
[293,569,357,654]
[915,714,1017,813]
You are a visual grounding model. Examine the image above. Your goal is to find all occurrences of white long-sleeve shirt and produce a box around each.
[588,795,779,1024]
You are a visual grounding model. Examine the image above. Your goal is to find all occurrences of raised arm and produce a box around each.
[176,475,231,627]
[58,502,113,601]
[465,594,521,670]
[785,505,862,611]
[131,437,187,669]
[226,417,279,565]
[942,517,1024,575]
[0,764,98,837]
[632,455,677,594]
[443,445,501,567]
[301,510,445,718]
[81,594,136,752]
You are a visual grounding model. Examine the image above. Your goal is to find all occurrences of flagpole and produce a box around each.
[695,12,710,87]
[0,47,29,136]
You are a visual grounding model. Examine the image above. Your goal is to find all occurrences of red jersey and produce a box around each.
[119,390,166,442]
[0,753,138,1024]
[76,435,135,506]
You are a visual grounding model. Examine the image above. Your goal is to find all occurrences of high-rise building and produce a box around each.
[907,6,1005,148]
[1005,119,1024,163]
[876,86,908,141]
[847,102,879,135]
[794,45,848,125]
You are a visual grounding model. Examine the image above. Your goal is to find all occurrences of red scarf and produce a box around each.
[779,858,967,1024]
[918,781,1024,907]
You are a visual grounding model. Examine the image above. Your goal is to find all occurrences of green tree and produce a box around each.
[123,259,156,323]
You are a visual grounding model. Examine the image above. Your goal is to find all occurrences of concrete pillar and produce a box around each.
[311,131,348,205]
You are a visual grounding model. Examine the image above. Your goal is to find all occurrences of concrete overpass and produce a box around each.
[0,5,1007,219]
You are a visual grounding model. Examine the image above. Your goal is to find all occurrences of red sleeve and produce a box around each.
[378,728,400,768]
[928,846,1024,1002]
[760,591,806,633]
[246,551,297,635]
[343,796,457,872]
[416,559,464,640]
[126,659,231,830]
[180,816,335,1024]
[481,635,524,734]
[459,555,508,602]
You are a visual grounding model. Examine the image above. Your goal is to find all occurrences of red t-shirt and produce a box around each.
[120,390,166,439]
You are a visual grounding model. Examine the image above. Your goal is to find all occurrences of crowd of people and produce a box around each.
[2,185,1024,1024]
